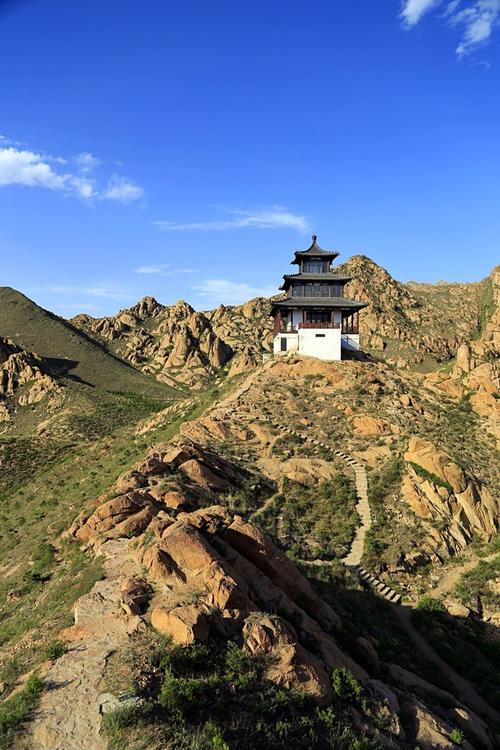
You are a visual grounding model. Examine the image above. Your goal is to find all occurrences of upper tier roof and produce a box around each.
[292,235,339,265]
[279,273,351,290]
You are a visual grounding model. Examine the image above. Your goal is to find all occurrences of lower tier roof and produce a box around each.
[272,297,367,310]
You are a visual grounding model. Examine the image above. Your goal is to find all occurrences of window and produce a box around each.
[303,260,323,273]
[292,283,304,297]
[315,334,326,338]
[331,284,342,297]
[280,337,287,351]
[306,310,329,323]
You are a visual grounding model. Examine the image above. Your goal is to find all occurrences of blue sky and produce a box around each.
[1,0,499,316]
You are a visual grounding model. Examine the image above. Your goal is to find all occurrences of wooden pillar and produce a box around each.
[274,311,281,335]
[356,310,359,333]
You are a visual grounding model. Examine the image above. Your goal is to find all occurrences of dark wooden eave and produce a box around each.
[271,297,367,311]
[279,273,352,290]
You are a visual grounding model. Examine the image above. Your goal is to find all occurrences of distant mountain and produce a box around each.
[70,257,499,386]
[0,287,173,394]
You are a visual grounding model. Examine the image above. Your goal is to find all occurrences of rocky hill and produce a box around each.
[0,260,499,750]
[72,296,272,389]
[337,257,496,370]
[70,259,499,391]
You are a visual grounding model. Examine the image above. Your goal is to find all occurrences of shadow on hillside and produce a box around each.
[304,564,500,742]
[44,356,95,387]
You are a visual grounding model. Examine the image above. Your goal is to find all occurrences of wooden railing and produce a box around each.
[298,322,339,329]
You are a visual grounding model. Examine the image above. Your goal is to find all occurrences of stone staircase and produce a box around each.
[268,419,401,605]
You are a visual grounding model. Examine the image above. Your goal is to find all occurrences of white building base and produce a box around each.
[273,327,343,361]
[341,334,360,352]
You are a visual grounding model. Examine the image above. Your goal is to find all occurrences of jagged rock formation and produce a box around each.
[72,296,272,388]
[338,256,495,369]
[64,428,497,749]
[402,437,499,558]
[70,258,499,385]
[0,336,60,420]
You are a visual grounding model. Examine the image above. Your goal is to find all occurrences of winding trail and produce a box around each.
[16,539,143,750]
[267,419,401,603]
[267,419,500,725]
[428,552,498,600]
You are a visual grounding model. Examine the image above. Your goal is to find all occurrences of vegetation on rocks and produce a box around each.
[102,634,380,750]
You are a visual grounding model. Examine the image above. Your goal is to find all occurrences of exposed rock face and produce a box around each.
[402,437,499,558]
[337,256,496,368]
[70,436,364,704]
[0,336,60,413]
[72,295,272,387]
[243,614,332,703]
[151,604,210,644]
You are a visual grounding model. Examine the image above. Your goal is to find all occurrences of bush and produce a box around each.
[450,727,464,745]
[331,668,362,701]
[158,672,222,721]
[43,640,66,661]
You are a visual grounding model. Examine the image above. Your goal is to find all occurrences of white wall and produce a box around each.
[273,333,299,355]
[298,328,341,361]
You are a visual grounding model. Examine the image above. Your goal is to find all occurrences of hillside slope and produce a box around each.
[0,287,170,395]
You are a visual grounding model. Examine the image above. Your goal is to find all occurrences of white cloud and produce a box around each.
[155,205,310,233]
[0,141,144,203]
[401,0,500,54]
[33,283,133,300]
[76,152,100,173]
[102,175,144,203]
[192,278,278,306]
[134,264,196,275]
[453,0,500,54]
[0,147,68,190]
[401,0,443,27]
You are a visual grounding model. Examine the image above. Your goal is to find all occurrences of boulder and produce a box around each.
[151,604,209,645]
[455,343,471,373]
[243,614,332,704]
[179,459,229,491]
[120,577,151,615]
[351,415,392,436]
[71,491,159,543]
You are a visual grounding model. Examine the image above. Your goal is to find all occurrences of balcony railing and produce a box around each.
[275,322,359,334]
[298,321,340,329]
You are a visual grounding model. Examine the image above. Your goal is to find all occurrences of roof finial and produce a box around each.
[312,234,317,243]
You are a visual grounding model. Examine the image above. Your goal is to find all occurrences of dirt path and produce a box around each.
[428,553,498,600]
[16,539,143,750]
[395,604,500,724]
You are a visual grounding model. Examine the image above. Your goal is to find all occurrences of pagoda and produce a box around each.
[270,235,367,361]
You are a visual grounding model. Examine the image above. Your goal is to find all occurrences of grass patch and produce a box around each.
[0,675,44,749]
[256,474,358,560]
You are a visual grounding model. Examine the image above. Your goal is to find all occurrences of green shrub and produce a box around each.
[158,672,222,721]
[43,640,66,661]
[331,667,362,701]
[450,727,464,745]
[407,462,453,492]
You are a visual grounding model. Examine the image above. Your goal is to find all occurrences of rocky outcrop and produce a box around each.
[72,295,271,387]
[0,336,60,408]
[402,437,499,558]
